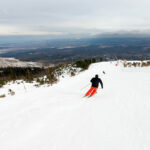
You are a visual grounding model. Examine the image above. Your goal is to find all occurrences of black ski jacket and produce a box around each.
[91,77,103,88]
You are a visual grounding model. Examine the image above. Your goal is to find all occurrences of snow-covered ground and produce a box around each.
[0,61,150,150]
[0,57,43,68]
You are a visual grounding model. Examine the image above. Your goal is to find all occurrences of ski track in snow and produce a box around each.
[0,61,150,150]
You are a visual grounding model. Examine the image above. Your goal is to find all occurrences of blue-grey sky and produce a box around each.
[0,0,150,35]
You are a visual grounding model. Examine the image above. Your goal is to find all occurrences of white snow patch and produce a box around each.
[0,61,150,150]
[0,57,43,68]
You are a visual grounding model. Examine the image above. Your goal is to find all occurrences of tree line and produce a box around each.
[0,57,103,88]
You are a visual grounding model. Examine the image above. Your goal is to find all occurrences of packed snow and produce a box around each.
[0,61,150,150]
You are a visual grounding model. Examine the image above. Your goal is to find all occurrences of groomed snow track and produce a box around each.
[0,61,150,150]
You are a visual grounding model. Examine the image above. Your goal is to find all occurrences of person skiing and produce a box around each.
[85,74,103,97]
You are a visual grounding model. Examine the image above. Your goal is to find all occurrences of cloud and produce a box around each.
[0,25,63,35]
[0,9,8,17]
[0,0,150,35]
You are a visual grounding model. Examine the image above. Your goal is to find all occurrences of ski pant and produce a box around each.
[85,86,98,96]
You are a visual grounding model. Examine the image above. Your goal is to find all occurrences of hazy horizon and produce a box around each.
[1,0,150,36]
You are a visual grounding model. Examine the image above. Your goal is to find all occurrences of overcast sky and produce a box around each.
[0,0,150,35]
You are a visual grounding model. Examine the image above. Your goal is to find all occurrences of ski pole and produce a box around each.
[81,83,90,90]
[23,82,27,92]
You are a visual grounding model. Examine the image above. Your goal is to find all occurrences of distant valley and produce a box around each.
[0,36,150,64]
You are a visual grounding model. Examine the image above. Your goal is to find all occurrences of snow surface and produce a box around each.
[0,61,150,150]
[0,57,43,68]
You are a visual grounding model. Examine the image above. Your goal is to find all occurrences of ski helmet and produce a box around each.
[95,74,98,78]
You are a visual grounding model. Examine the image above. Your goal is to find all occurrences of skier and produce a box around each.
[102,71,106,74]
[85,74,103,97]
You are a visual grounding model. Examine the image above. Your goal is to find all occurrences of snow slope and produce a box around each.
[0,57,43,67]
[0,61,150,150]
